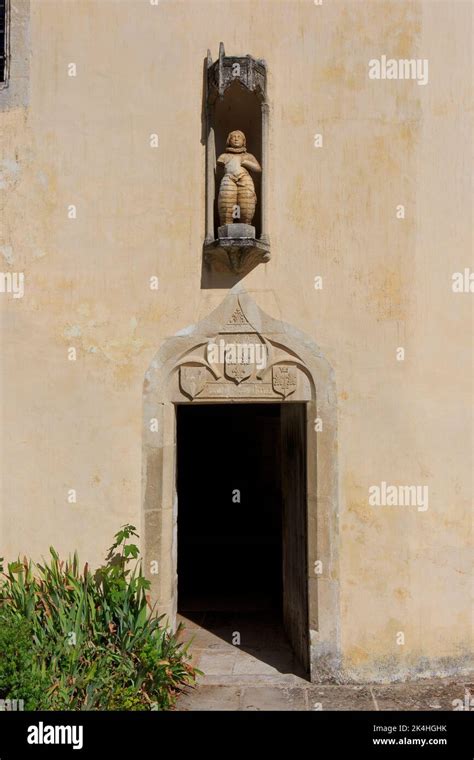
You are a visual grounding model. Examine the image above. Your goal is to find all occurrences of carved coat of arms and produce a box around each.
[272,365,297,398]
[224,333,255,384]
[179,366,207,400]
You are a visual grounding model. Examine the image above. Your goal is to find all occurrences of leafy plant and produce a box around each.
[0,525,198,710]
[0,616,47,709]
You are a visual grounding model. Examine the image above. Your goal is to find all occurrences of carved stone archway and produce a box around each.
[142,287,340,681]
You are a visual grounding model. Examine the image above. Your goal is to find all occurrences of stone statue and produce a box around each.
[217,130,261,227]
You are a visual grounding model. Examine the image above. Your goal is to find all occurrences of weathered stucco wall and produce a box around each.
[0,0,472,681]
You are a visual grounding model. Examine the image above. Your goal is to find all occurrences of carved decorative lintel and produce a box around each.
[173,298,310,402]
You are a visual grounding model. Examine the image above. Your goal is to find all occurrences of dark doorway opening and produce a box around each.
[176,402,309,676]
[177,403,282,612]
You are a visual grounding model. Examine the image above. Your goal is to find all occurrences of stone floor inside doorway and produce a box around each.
[175,612,471,712]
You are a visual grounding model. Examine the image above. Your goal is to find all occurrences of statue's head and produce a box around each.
[226,130,246,152]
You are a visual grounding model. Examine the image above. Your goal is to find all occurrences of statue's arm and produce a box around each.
[241,153,261,173]
[217,153,228,166]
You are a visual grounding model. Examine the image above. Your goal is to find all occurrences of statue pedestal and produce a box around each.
[218,223,256,239]
[204,233,271,275]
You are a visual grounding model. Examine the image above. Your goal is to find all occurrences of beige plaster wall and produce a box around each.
[0,0,472,680]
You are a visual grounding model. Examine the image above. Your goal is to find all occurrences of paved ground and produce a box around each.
[175,612,472,711]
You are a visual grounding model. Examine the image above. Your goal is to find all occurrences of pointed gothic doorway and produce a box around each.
[176,401,310,674]
[142,288,340,681]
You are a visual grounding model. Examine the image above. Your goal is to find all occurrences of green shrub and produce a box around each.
[0,616,47,709]
[0,525,198,710]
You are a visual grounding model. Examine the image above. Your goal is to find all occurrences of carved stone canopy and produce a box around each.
[207,42,267,104]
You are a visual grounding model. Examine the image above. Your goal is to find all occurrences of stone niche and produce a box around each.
[203,43,271,275]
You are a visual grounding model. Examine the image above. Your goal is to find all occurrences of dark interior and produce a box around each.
[177,403,282,613]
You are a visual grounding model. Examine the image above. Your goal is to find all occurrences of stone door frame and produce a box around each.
[141,288,340,681]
